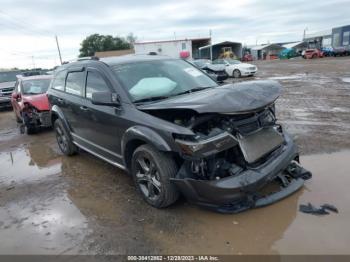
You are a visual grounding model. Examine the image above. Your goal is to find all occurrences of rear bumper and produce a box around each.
[171,134,311,213]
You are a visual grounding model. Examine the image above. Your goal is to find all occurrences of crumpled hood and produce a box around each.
[204,64,226,72]
[137,80,282,114]
[23,93,50,111]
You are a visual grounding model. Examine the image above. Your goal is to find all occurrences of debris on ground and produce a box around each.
[299,203,338,215]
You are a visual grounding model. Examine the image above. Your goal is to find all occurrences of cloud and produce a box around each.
[0,0,349,68]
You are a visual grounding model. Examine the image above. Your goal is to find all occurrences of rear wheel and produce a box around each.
[131,144,179,208]
[233,69,241,78]
[54,119,77,156]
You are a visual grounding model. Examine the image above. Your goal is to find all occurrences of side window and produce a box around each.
[52,70,66,91]
[65,71,85,96]
[86,71,110,99]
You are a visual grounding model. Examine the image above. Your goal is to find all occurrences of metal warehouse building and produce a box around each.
[198,41,243,60]
[303,29,332,49]
[332,25,350,51]
[134,38,210,59]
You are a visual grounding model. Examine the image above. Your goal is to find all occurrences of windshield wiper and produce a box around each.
[173,86,213,96]
[133,95,169,104]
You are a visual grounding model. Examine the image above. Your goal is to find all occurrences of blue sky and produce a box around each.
[0,0,349,68]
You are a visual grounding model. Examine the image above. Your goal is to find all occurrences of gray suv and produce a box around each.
[47,55,311,213]
[0,71,19,108]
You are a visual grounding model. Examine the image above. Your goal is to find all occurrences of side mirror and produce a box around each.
[91,91,121,107]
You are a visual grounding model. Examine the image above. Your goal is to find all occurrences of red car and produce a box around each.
[11,75,53,134]
[242,53,253,62]
[302,49,324,59]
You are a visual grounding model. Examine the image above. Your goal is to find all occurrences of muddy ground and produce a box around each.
[0,57,350,256]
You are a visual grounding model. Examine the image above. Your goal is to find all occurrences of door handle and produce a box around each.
[80,106,89,111]
[57,98,64,103]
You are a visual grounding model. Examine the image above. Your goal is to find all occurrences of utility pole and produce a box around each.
[303,27,308,40]
[55,35,63,65]
[209,29,213,61]
[31,56,35,69]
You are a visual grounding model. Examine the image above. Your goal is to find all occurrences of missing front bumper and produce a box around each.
[171,134,312,213]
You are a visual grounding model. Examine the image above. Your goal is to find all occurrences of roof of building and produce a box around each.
[250,44,285,51]
[304,29,332,39]
[282,41,306,49]
[198,41,242,50]
[134,37,210,45]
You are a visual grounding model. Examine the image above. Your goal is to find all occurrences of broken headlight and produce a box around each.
[174,132,238,157]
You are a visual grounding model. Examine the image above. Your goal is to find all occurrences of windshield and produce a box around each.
[112,59,218,102]
[22,79,51,95]
[226,59,241,65]
[0,71,19,83]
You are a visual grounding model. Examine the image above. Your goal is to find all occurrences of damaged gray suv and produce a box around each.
[48,55,311,213]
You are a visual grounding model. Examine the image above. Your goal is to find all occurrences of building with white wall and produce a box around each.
[134,38,210,59]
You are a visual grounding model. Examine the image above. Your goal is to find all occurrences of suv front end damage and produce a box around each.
[139,81,312,213]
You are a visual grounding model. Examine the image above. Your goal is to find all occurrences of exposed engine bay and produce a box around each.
[144,104,291,181]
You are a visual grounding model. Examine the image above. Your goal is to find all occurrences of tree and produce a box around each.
[79,34,132,57]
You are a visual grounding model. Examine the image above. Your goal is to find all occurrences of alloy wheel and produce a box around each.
[135,155,162,201]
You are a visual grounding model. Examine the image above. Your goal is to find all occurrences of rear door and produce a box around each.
[61,68,87,137]
[73,68,124,164]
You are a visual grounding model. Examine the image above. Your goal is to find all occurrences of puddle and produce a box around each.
[0,145,61,186]
[143,151,350,255]
[268,74,306,80]
[0,192,89,254]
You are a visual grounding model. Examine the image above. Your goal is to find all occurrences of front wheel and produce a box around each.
[131,144,179,208]
[232,69,241,78]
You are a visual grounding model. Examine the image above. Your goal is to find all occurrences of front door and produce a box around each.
[73,68,125,165]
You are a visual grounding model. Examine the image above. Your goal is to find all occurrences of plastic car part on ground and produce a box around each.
[299,203,338,215]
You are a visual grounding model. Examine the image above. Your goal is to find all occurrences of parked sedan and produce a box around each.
[212,58,257,78]
[11,75,53,134]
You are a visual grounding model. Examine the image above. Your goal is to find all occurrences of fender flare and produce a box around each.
[121,126,173,165]
[51,105,72,138]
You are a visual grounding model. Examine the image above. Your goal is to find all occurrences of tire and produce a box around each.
[26,125,37,135]
[131,144,179,208]
[312,54,317,59]
[54,119,77,156]
[232,69,241,78]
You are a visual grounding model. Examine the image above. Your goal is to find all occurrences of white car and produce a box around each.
[212,59,258,78]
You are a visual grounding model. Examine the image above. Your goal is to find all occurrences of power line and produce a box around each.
[0,10,53,38]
